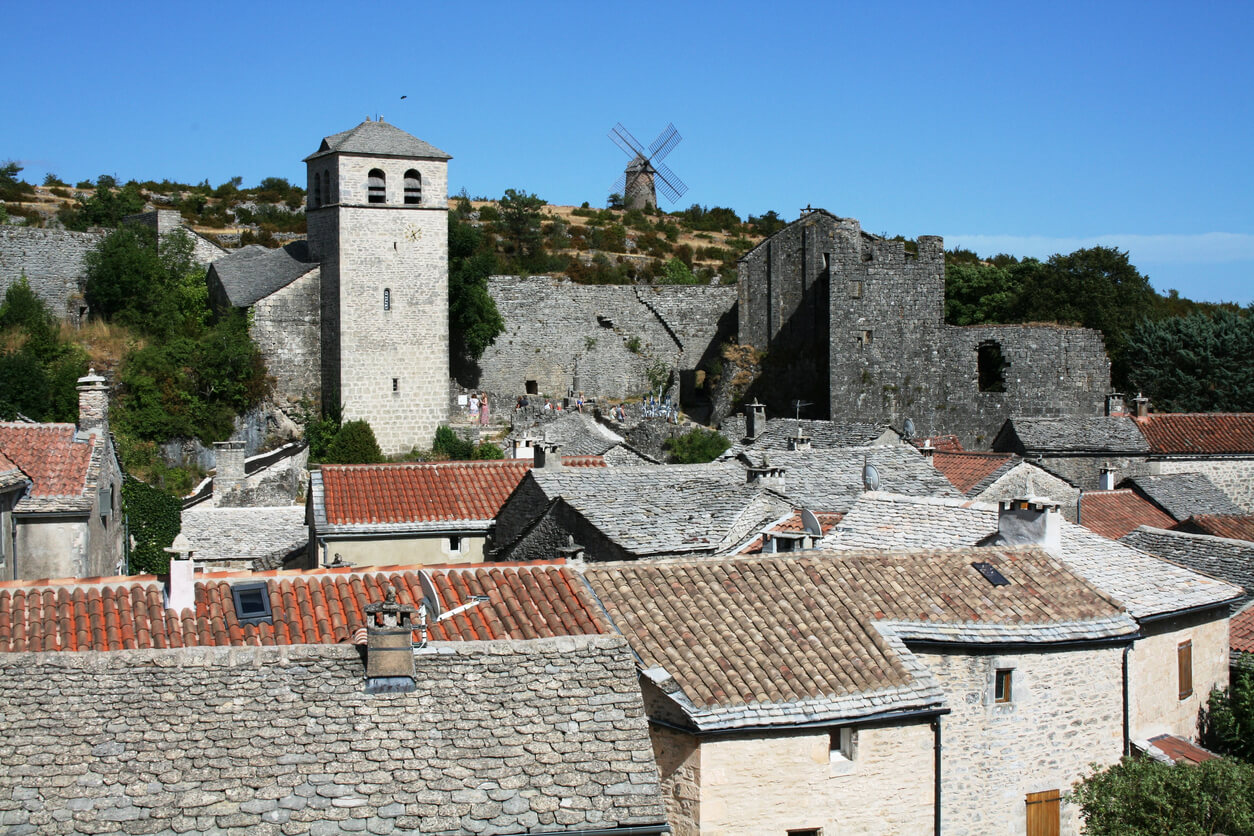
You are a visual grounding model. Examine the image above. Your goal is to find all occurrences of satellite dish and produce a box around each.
[862,460,881,492]
[418,570,443,620]
[903,418,916,439]
[801,508,822,536]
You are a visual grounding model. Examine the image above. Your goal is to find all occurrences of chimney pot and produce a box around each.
[919,440,935,465]
[213,441,246,505]
[1105,392,1126,416]
[76,369,109,434]
[1132,393,1149,418]
[363,586,418,693]
[746,400,766,440]
[533,441,563,469]
[997,496,1062,553]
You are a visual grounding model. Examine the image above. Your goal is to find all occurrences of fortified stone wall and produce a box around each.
[474,276,736,401]
[250,267,321,406]
[918,646,1125,836]
[0,227,102,322]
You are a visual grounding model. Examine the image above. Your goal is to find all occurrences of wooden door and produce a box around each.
[1026,789,1060,836]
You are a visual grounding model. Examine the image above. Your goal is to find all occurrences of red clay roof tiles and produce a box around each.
[1233,604,1254,655]
[1175,514,1254,542]
[0,563,606,653]
[1134,413,1254,455]
[319,457,604,525]
[1079,490,1177,540]
[932,451,1016,494]
[0,423,93,498]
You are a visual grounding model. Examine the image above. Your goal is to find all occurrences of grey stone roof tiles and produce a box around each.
[179,505,308,570]
[721,416,896,455]
[738,445,961,512]
[0,636,665,835]
[821,492,1242,619]
[1122,473,1245,519]
[1120,526,1254,609]
[305,120,452,161]
[999,415,1150,454]
[209,241,317,307]
[509,411,624,457]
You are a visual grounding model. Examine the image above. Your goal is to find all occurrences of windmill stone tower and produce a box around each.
[609,123,688,210]
[305,119,451,456]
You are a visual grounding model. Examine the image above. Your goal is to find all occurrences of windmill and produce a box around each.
[608,122,689,210]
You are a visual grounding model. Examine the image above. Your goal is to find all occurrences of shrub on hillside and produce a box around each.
[432,425,474,460]
[664,428,730,464]
[323,420,384,464]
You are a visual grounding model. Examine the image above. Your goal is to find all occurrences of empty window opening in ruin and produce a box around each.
[994,668,1013,703]
[977,341,1008,392]
[788,829,822,836]
[403,170,422,204]
[384,288,391,311]
[596,315,615,328]
[526,380,538,395]
[821,252,831,275]
[857,330,873,349]
[367,169,387,203]
[849,280,863,299]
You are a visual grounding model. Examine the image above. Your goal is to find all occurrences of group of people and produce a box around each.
[466,392,490,426]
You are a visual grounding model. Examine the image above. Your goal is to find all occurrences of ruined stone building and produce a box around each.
[737,210,1112,447]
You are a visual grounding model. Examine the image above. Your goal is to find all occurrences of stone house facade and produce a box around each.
[738,210,1112,447]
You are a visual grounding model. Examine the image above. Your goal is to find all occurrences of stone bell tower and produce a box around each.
[304,118,451,455]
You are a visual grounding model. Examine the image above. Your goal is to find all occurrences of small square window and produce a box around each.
[788,829,822,836]
[231,582,272,626]
[448,536,463,552]
[995,668,1013,703]
[392,378,399,393]
[829,727,856,762]
[857,330,873,349]
[849,280,863,299]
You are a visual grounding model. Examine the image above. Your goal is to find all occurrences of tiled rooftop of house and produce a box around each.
[1142,735,1218,766]
[736,510,842,553]
[0,562,606,653]
[1119,526,1254,609]
[1175,514,1254,542]
[1134,413,1254,455]
[996,415,1150,454]
[313,457,604,531]
[583,547,1134,730]
[911,435,964,453]
[1232,603,1254,656]
[1078,490,1177,539]
[822,493,1243,620]
[0,422,97,511]
[932,451,1018,495]
[178,505,308,569]
[721,416,896,455]
[0,448,27,492]
[1122,473,1245,519]
[507,411,624,456]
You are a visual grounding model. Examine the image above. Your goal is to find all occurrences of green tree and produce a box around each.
[664,427,730,463]
[57,177,145,230]
[324,420,384,464]
[944,262,1020,326]
[432,425,475,460]
[496,189,547,270]
[1071,756,1254,836]
[1124,310,1254,412]
[0,161,34,202]
[0,277,87,421]
[1204,667,1254,763]
[659,257,697,285]
[84,225,206,336]
[448,217,504,362]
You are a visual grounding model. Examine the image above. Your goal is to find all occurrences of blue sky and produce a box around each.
[5,0,1252,303]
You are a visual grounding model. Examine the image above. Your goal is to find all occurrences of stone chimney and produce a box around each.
[1105,392,1126,416]
[163,534,195,613]
[533,441,563,469]
[76,369,109,435]
[787,427,811,451]
[1132,393,1150,418]
[746,400,766,440]
[745,456,786,492]
[1098,467,1116,491]
[213,441,246,505]
[919,439,935,466]
[997,496,1062,554]
[363,586,418,694]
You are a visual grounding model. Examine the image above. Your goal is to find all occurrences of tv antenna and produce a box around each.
[415,570,488,648]
[790,399,812,438]
[609,122,688,210]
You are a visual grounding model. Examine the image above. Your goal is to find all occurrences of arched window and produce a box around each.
[311,176,321,208]
[367,169,386,204]
[383,288,391,311]
[403,170,422,205]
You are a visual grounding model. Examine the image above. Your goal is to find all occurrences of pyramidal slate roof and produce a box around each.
[305,119,451,161]
[0,637,666,835]
[995,415,1150,454]
[209,241,318,307]
[820,492,1243,620]
[1121,473,1245,520]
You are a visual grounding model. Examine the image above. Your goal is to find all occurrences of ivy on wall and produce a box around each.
[122,475,181,575]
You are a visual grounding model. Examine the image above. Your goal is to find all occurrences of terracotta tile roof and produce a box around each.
[1144,734,1218,765]
[0,562,607,653]
[1134,413,1254,455]
[315,457,605,528]
[0,448,28,492]
[0,423,95,510]
[933,451,1017,495]
[1232,603,1254,655]
[737,511,842,553]
[1175,514,1254,542]
[583,548,1134,730]
[1079,490,1178,539]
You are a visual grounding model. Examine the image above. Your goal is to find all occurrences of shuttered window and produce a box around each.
[1026,789,1060,836]
[1178,640,1193,700]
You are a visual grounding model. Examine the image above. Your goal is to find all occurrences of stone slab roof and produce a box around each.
[527,462,793,557]
[822,493,1243,620]
[0,422,98,512]
[509,411,625,457]
[312,457,605,535]
[737,445,960,513]
[996,415,1150,454]
[721,416,896,455]
[1175,514,1254,542]
[179,505,307,569]
[305,119,452,161]
[1078,489,1177,540]
[209,240,317,307]
[1134,413,1254,455]
[582,548,1134,730]
[1122,472,1245,519]
[932,451,1018,495]
[1119,526,1254,609]
[0,563,606,653]
[0,637,665,835]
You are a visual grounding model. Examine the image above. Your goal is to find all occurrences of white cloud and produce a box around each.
[941,232,1254,265]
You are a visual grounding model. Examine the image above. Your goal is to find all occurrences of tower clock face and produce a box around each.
[404,223,422,242]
